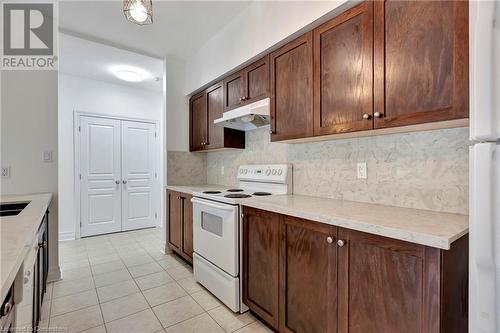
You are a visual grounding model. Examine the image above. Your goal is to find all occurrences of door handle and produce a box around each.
[122,180,128,184]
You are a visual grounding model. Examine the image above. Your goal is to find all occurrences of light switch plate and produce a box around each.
[357,162,367,179]
[42,151,53,162]
[1,166,11,178]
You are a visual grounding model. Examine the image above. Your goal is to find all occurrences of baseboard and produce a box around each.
[59,231,75,241]
[47,265,62,283]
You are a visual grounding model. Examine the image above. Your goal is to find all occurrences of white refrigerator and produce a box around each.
[469,1,500,332]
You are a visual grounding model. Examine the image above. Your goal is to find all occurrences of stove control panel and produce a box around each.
[237,164,290,183]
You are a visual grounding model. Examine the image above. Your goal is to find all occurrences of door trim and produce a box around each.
[74,111,161,239]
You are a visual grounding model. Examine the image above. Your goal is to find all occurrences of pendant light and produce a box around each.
[123,0,153,25]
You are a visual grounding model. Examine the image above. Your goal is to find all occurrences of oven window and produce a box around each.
[201,212,223,237]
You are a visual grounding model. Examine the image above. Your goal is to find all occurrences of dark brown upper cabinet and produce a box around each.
[270,32,314,141]
[373,0,469,128]
[313,2,374,136]
[189,83,245,152]
[223,56,270,111]
[189,92,207,152]
[223,71,245,111]
[206,82,224,149]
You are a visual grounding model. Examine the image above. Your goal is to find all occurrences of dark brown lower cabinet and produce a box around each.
[242,207,468,333]
[167,190,193,264]
[280,215,337,333]
[180,192,193,261]
[242,208,280,330]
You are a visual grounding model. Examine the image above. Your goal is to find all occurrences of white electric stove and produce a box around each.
[191,164,292,313]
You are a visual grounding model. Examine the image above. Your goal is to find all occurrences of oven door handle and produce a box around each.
[191,197,237,211]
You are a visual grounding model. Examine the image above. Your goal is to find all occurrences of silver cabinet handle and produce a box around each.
[326,237,333,244]
[363,113,370,120]
[115,180,120,185]
[122,180,127,184]
[337,239,345,247]
[374,112,382,118]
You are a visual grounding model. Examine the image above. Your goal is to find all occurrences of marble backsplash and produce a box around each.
[167,151,207,185]
[205,127,470,215]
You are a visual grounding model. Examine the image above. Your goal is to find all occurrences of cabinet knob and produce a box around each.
[122,180,128,184]
[337,239,345,247]
[24,276,29,284]
[362,113,370,120]
[2,302,12,316]
[326,236,333,244]
[374,112,382,118]
[115,180,120,185]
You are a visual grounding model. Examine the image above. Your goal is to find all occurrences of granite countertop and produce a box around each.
[1,193,52,301]
[241,194,468,250]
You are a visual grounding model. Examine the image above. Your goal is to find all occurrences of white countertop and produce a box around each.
[166,184,231,195]
[241,194,468,250]
[1,193,52,301]
[166,185,468,250]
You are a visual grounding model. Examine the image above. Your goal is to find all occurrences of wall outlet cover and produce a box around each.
[1,166,11,178]
[357,162,367,179]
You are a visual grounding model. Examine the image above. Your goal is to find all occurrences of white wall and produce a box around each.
[166,57,190,151]
[1,70,61,281]
[58,73,163,240]
[167,0,351,151]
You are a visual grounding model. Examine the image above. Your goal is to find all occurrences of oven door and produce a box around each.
[192,197,239,276]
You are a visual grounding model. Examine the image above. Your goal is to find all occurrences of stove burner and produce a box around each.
[227,189,244,192]
[253,192,272,196]
[224,194,251,199]
[203,191,222,194]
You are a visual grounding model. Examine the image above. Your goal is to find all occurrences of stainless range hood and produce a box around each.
[214,98,270,131]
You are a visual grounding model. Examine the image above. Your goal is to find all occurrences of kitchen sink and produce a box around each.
[0,202,30,217]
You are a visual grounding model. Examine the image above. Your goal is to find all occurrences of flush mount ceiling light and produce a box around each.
[115,69,144,82]
[123,0,153,25]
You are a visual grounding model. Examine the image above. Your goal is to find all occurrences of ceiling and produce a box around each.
[59,1,252,59]
[59,33,164,91]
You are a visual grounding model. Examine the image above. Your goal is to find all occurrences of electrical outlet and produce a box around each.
[357,162,367,179]
[221,166,225,175]
[1,166,11,178]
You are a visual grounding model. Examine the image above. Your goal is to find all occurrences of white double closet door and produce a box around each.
[80,116,158,237]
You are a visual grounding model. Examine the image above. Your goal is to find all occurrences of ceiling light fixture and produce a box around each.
[123,0,153,25]
[115,70,144,82]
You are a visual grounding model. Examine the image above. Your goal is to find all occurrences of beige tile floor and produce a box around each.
[41,228,272,333]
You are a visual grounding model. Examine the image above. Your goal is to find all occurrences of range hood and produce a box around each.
[214,98,270,131]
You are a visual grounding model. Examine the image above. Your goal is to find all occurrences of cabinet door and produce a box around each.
[314,2,373,136]
[270,32,314,141]
[373,0,468,128]
[280,216,337,333]
[337,228,440,333]
[189,92,207,151]
[223,71,245,111]
[242,207,280,330]
[167,190,181,252]
[180,193,193,263]
[206,82,224,149]
[245,56,269,102]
